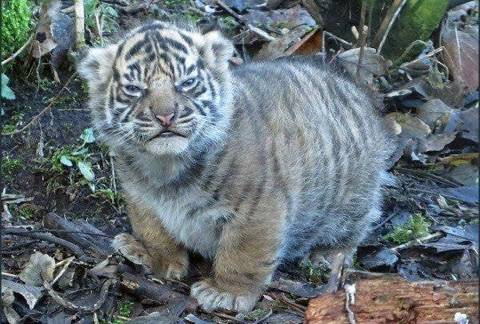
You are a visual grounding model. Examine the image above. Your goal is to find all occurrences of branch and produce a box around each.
[1,34,34,66]
[374,0,409,54]
[74,0,86,49]
[2,227,96,263]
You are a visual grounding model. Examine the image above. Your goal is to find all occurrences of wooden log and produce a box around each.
[305,276,478,323]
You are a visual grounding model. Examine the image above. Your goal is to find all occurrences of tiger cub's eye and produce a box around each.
[125,85,142,93]
[180,78,197,88]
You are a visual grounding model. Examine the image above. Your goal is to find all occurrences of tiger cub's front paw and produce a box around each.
[112,233,188,280]
[191,279,258,313]
[112,233,153,269]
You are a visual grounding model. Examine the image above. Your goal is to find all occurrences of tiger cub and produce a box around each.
[79,21,392,312]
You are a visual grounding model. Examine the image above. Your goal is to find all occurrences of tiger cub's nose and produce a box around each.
[155,112,175,128]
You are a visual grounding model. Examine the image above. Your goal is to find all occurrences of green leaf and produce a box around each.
[77,161,95,182]
[60,155,73,167]
[1,74,16,100]
[72,147,89,156]
[80,128,96,144]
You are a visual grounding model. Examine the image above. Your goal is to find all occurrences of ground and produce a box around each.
[1,0,478,323]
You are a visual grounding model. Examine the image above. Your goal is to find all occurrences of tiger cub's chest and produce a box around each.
[125,182,229,258]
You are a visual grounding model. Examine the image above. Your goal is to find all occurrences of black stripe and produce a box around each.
[137,23,164,34]
[179,32,193,46]
[162,37,189,54]
[190,100,206,116]
[126,40,148,59]
[185,64,196,75]
[179,106,193,119]
[205,73,217,98]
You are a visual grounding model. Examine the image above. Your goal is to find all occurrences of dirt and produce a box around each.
[2,76,127,234]
[1,0,478,323]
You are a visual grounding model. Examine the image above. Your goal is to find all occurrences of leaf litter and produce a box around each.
[1,0,478,323]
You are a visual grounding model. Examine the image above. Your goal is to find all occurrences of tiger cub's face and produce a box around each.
[79,22,234,156]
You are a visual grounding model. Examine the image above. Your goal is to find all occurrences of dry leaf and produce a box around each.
[90,257,119,278]
[19,252,56,286]
[337,47,390,86]
[255,25,312,60]
[441,11,479,91]
[2,289,21,324]
[385,112,432,140]
[1,279,44,310]
[416,99,454,131]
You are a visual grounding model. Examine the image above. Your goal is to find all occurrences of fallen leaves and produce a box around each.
[19,252,56,286]
[441,4,479,91]
[337,47,391,87]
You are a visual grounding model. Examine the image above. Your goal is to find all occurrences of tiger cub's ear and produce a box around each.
[77,45,118,86]
[200,31,234,70]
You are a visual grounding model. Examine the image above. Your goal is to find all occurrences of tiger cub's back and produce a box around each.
[223,57,392,259]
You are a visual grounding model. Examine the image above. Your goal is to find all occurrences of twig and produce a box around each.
[74,0,86,48]
[366,0,374,46]
[372,213,397,230]
[12,73,77,134]
[325,252,345,293]
[2,227,96,263]
[1,272,19,279]
[51,256,75,286]
[247,24,275,42]
[45,279,113,312]
[1,34,34,66]
[375,0,409,54]
[15,228,113,238]
[276,293,307,312]
[400,47,445,68]
[324,31,353,48]
[344,284,356,324]
[214,0,274,41]
[391,231,443,251]
[109,153,117,197]
[95,9,104,46]
[356,0,368,80]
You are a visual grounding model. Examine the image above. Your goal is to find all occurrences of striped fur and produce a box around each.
[79,21,393,312]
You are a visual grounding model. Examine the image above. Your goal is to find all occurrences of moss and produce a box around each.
[302,260,330,284]
[17,205,36,220]
[384,213,431,244]
[111,300,134,323]
[2,156,22,181]
[1,0,32,59]
[381,0,448,61]
[2,112,24,135]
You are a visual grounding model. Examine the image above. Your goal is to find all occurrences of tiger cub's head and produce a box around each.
[78,21,234,156]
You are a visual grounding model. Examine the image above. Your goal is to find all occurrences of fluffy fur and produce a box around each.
[79,21,393,312]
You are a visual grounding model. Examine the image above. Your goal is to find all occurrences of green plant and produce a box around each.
[1,0,32,58]
[17,205,36,220]
[50,128,97,191]
[220,16,238,31]
[2,111,23,135]
[302,260,330,285]
[1,74,16,100]
[383,213,431,244]
[2,156,23,181]
[84,0,119,43]
[111,300,134,323]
